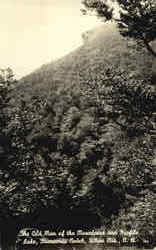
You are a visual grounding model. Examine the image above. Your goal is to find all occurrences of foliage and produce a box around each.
[0,67,124,239]
[16,21,154,103]
[111,190,156,246]
[1,17,156,247]
[0,68,52,250]
[80,65,156,136]
[80,64,156,232]
[34,86,125,226]
[82,0,156,56]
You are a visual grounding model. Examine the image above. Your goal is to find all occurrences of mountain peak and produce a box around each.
[16,22,153,101]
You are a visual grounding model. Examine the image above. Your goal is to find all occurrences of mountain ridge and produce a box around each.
[15,22,153,101]
[11,22,156,232]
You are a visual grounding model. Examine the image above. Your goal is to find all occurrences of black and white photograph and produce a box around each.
[0,1,156,250]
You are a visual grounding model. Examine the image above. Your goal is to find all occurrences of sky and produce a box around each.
[0,0,101,78]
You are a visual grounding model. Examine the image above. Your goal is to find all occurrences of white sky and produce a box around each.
[0,0,101,78]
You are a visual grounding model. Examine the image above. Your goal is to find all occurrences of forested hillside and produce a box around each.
[7,22,156,243]
[16,23,154,100]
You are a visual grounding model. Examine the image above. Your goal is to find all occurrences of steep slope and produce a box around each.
[12,22,156,232]
[16,22,153,100]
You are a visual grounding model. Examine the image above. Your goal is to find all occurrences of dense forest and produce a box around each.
[0,2,156,249]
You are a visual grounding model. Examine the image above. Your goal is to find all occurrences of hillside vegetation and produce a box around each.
[16,23,154,100]
[12,22,156,236]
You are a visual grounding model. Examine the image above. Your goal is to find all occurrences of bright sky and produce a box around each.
[0,0,101,78]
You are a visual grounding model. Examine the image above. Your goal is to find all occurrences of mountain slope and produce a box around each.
[16,22,154,100]
[12,22,156,231]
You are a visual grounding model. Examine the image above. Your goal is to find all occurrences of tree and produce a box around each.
[1,65,155,250]
[0,69,50,250]
[33,87,126,227]
[80,65,156,136]
[80,64,156,231]
[82,0,156,56]
[0,68,119,250]
[111,190,156,246]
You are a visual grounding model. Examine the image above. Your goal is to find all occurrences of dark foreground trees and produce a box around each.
[1,62,156,250]
[0,67,128,249]
[0,68,121,250]
[0,68,46,250]
[80,63,156,235]
[82,0,156,236]
[0,69,62,250]
[82,0,156,56]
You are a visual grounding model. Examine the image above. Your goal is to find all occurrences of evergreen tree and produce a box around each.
[82,0,156,56]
